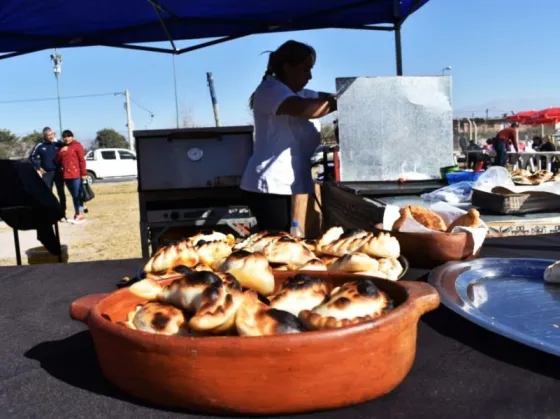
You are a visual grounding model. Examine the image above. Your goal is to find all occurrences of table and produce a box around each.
[466,150,560,172]
[1,236,559,419]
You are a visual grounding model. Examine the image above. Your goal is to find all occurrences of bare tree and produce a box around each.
[179,104,199,128]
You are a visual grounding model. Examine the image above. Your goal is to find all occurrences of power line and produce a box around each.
[0,91,155,119]
[130,98,155,117]
[0,92,121,104]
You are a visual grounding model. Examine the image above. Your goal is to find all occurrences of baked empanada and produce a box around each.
[446,208,482,232]
[327,252,379,273]
[235,291,306,336]
[299,279,393,330]
[122,302,190,336]
[269,274,329,316]
[392,205,447,232]
[218,250,276,296]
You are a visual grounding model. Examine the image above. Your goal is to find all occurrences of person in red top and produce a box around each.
[54,130,88,222]
[494,122,519,167]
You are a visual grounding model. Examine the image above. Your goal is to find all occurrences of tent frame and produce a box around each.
[0,0,425,74]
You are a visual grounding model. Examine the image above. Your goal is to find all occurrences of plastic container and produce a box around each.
[445,171,472,184]
[472,171,484,182]
[440,165,460,180]
[290,220,303,238]
[26,245,69,265]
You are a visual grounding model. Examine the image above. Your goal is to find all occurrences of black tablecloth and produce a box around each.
[1,235,560,419]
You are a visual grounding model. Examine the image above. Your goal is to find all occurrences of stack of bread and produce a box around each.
[392,205,483,233]
[118,228,402,338]
[123,271,393,337]
[140,227,404,283]
[511,169,558,185]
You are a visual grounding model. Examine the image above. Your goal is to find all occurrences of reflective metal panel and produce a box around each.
[336,76,454,182]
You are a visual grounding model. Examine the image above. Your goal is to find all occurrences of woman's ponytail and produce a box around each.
[248,41,315,110]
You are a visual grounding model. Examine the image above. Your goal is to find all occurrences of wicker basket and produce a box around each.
[472,188,560,215]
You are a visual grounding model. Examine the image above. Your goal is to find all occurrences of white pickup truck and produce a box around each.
[84,148,138,183]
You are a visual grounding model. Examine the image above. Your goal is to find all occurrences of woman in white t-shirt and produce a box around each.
[241,40,337,232]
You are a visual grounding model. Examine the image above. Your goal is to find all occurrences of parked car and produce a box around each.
[84,148,137,183]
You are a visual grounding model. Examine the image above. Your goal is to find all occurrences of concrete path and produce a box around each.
[0,221,86,262]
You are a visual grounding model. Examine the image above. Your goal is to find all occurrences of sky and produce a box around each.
[1,0,560,142]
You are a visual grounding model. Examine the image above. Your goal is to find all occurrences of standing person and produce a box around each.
[28,127,67,219]
[240,40,337,231]
[539,135,557,172]
[494,123,519,167]
[54,130,87,222]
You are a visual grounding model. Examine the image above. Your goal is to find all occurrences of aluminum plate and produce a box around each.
[428,258,560,356]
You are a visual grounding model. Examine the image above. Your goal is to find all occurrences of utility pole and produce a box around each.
[124,89,135,152]
[50,49,63,138]
[206,72,221,127]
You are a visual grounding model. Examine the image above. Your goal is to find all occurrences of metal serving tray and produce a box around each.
[429,258,560,356]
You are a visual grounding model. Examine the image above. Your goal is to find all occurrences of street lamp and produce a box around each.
[50,49,63,139]
[442,66,452,76]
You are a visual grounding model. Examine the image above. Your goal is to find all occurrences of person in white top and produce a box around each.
[241,40,337,231]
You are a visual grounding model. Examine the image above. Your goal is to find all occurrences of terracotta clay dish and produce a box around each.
[375,223,480,269]
[70,271,439,415]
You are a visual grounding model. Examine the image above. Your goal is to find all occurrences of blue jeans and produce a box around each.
[65,178,84,216]
[494,140,508,167]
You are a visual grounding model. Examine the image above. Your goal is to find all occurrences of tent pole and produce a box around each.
[394,23,403,76]
[392,0,403,76]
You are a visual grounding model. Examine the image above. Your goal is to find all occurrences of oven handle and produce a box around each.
[166,133,224,142]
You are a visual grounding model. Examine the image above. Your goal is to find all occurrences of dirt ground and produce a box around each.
[0,181,141,266]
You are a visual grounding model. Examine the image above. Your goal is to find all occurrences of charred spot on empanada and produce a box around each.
[267,309,306,333]
[214,272,242,291]
[151,312,171,331]
[231,249,253,258]
[173,265,193,275]
[235,291,306,336]
[187,271,224,288]
[277,236,298,243]
[356,279,380,297]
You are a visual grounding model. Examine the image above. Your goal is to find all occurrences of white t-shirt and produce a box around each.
[240,77,321,195]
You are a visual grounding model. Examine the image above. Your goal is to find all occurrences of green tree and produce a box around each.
[0,129,20,159]
[16,131,43,157]
[320,125,335,145]
[21,131,43,145]
[94,128,128,149]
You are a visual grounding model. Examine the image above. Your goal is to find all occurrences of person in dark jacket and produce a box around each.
[54,130,88,222]
[28,127,67,219]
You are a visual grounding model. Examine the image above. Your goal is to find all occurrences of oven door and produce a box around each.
[137,131,253,191]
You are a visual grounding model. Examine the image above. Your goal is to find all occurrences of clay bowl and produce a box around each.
[70,271,440,415]
[374,223,481,269]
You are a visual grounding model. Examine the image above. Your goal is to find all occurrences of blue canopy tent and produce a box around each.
[0,0,430,74]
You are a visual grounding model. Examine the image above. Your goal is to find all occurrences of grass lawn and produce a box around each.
[0,180,142,265]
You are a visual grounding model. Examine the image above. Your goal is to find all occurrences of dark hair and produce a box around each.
[510,122,519,128]
[42,127,52,134]
[249,40,316,110]
[62,129,74,138]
